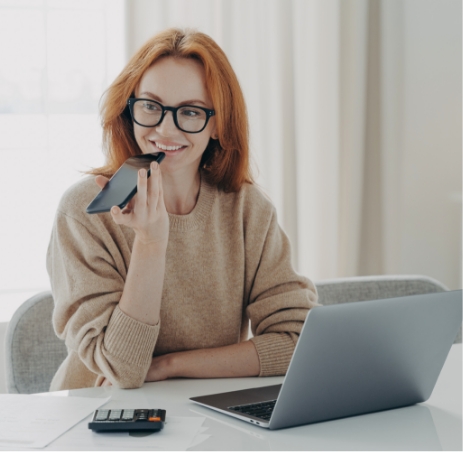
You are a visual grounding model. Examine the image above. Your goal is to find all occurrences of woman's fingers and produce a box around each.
[148,162,161,209]
[157,165,166,211]
[106,162,167,244]
[137,168,148,207]
[95,175,109,189]
[110,205,122,221]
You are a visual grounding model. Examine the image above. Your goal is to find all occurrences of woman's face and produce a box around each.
[133,56,216,176]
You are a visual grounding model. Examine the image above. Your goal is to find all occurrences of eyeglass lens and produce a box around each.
[133,100,208,132]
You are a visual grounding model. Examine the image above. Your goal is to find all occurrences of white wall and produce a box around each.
[380,0,461,289]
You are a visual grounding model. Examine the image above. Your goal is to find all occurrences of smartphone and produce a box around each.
[86,152,165,214]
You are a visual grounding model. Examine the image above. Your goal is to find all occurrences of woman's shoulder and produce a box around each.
[54,176,124,239]
[218,181,276,220]
[240,181,275,207]
[56,176,102,221]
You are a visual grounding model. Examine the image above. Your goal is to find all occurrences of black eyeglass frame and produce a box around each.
[127,98,215,134]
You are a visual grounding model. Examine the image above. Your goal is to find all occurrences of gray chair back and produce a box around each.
[4,291,67,394]
[315,274,461,343]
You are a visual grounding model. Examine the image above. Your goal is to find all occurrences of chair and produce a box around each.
[315,274,461,343]
[4,275,461,394]
[4,291,67,394]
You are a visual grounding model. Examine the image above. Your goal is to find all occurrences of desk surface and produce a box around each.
[43,344,461,450]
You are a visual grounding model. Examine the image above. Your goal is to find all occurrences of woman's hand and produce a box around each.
[96,160,167,326]
[95,161,169,246]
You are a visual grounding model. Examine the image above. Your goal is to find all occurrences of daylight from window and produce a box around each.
[0,0,125,321]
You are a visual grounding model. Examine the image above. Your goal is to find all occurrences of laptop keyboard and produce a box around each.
[228,399,277,421]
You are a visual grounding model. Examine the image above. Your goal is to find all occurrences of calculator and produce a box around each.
[88,409,166,432]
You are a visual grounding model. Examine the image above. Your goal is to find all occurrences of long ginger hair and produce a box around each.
[88,28,253,192]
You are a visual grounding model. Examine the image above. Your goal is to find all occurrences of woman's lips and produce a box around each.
[149,141,187,156]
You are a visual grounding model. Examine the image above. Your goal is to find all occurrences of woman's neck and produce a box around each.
[161,168,201,215]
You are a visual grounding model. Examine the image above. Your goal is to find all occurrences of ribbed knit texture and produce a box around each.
[251,333,296,377]
[47,172,318,391]
[104,306,160,366]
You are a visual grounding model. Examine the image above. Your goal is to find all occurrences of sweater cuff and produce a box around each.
[104,305,159,367]
[250,333,295,377]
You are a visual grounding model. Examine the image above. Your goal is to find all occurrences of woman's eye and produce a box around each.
[181,108,200,117]
[143,102,159,111]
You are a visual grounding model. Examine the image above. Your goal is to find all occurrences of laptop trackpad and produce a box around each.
[191,384,282,410]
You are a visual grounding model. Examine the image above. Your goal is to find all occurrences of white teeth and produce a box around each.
[154,142,183,151]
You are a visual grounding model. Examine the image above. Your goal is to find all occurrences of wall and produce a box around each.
[399,0,461,288]
[380,0,462,288]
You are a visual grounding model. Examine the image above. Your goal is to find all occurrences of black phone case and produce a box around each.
[86,152,165,214]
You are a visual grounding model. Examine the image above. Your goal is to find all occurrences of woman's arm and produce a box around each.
[244,205,319,377]
[49,163,169,390]
[144,197,317,383]
[146,341,260,381]
[101,162,168,326]
[117,238,166,325]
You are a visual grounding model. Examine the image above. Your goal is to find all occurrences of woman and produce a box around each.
[47,28,318,391]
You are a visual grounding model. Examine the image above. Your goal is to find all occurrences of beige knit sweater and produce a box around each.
[47,172,318,391]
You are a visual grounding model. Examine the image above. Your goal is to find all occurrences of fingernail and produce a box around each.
[111,206,117,214]
[152,162,158,170]
[139,169,146,177]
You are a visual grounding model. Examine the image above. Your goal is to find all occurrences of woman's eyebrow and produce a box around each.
[179,99,208,106]
[139,91,161,101]
[139,91,207,106]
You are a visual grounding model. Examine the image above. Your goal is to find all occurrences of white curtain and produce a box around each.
[128,0,376,280]
[126,0,462,287]
[127,0,371,281]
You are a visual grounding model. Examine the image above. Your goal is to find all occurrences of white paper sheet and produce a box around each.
[0,394,110,449]
[46,415,208,451]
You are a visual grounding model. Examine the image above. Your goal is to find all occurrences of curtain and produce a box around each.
[126,0,462,287]
[127,0,371,281]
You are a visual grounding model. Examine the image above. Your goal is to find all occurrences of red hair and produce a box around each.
[88,28,253,192]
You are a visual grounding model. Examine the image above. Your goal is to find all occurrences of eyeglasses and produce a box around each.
[127,98,215,134]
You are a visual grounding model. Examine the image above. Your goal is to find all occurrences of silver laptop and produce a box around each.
[190,290,462,430]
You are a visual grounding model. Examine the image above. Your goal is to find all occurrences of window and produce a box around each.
[0,0,126,321]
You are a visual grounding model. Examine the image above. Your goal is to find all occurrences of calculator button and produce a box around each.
[109,410,122,420]
[149,417,161,422]
[121,410,135,420]
[95,410,109,421]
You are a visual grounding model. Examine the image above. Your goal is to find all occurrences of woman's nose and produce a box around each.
[155,110,178,135]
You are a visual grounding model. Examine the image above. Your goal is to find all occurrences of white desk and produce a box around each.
[42,344,461,450]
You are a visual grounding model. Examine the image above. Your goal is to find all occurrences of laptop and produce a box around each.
[190,290,462,430]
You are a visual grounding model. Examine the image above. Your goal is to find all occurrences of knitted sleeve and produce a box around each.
[47,200,159,389]
[245,203,319,377]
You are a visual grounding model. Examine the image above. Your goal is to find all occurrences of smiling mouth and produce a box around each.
[151,141,187,152]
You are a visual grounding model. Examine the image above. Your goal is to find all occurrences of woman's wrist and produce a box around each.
[133,234,168,250]
[147,353,179,381]
[119,232,167,326]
